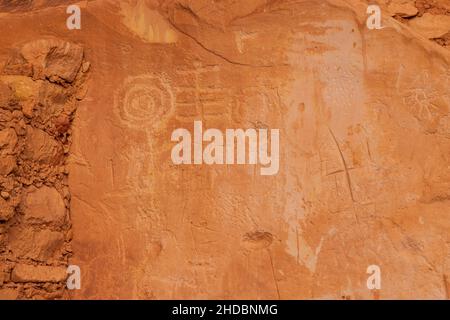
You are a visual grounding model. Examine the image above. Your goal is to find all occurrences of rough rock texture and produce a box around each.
[0,0,449,300]
[0,37,88,299]
[383,0,450,47]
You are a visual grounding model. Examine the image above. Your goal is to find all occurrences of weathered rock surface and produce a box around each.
[0,197,14,222]
[0,128,17,155]
[388,0,419,17]
[9,227,64,261]
[0,288,18,300]
[0,35,88,299]
[20,39,84,83]
[0,82,15,110]
[0,0,449,300]
[11,264,66,283]
[22,127,64,165]
[409,12,450,38]
[22,186,66,226]
[0,155,16,176]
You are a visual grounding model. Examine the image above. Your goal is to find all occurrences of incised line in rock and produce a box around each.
[327,127,355,202]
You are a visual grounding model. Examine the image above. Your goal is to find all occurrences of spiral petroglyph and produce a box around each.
[114,74,174,130]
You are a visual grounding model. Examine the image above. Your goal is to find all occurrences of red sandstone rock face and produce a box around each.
[0,0,449,300]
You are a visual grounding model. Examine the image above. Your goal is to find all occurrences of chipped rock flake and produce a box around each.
[0,155,16,176]
[409,13,450,38]
[22,126,64,165]
[388,0,419,17]
[22,186,66,226]
[0,197,14,221]
[9,228,64,261]
[20,39,84,83]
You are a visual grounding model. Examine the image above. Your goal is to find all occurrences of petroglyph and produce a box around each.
[175,64,232,121]
[400,70,449,127]
[114,74,174,131]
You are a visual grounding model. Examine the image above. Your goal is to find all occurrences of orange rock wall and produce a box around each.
[0,0,449,300]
